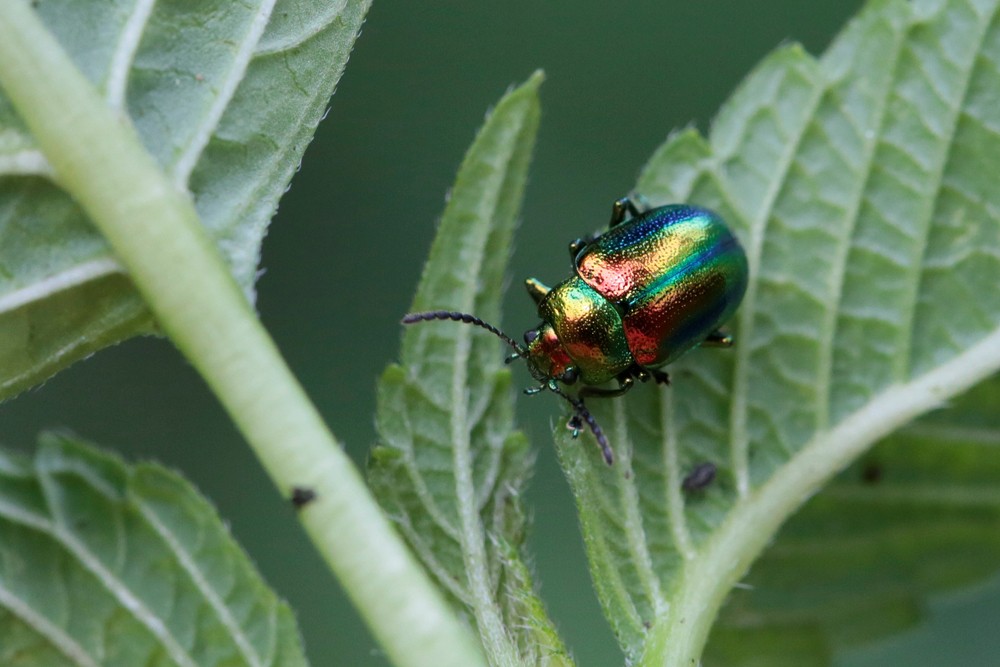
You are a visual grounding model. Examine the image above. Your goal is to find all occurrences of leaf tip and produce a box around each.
[503,69,545,106]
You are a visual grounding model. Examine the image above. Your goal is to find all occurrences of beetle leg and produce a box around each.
[645,368,671,385]
[609,197,642,227]
[701,330,734,347]
[568,233,600,260]
[525,277,551,305]
[631,365,671,386]
[579,375,634,399]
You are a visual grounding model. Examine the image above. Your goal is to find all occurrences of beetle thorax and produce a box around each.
[534,277,633,385]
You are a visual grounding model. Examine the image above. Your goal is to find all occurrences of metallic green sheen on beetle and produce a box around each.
[403,196,749,464]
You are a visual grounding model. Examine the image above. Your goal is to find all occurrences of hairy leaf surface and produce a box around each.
[0,0,370,400]
[551,0,1000,663]
[370,73,572,667]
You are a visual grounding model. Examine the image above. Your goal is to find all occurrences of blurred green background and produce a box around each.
[4,1,1000,665]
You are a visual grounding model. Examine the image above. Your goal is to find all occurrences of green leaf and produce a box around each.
[550,0,1000,663]
[0,0,371,400]
[706,375,1000,665]
[0,432,307,667]
[371,72,572,667]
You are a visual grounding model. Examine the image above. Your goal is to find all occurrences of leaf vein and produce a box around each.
[0,148,53,176]
[725,70,827,496]
[135,498,266,667]
[0,499,198,667]
[900,1,1000,378]
[817,17,908,431]
[171,0,278,186]
[0,582,100,667]
[106,0,156,108]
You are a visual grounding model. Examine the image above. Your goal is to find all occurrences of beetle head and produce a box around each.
[402,310,612,464]
[522,323,579,386]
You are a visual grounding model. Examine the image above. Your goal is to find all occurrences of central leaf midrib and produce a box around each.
[660,384,695,560]
[448,114,529,667]
[611,399,664,614]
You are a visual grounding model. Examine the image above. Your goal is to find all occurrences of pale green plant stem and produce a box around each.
[0,3,484,667]
[640,326,1000,666]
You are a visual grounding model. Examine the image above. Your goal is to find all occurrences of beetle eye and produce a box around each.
[560,367,579,384]
[523,329,539,344]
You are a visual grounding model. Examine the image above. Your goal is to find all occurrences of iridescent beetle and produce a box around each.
[404,196,749,464]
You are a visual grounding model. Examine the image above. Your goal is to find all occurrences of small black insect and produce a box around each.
[682,462,717,493]
[861,462,883,485]
[290,486,317,509]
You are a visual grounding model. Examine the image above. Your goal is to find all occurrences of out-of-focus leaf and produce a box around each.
[0,432,307,667]
[0,0,371,400]
[706,375,1000,665]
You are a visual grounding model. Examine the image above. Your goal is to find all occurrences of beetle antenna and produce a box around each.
[551,387,613,465]
[403,311,612,464]
[402,311,526,356]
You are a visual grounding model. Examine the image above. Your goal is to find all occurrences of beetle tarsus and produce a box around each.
[701,329,733,347]
[625,365,671,386]
[568,233,600,259]
[647,368,670,385]
[701,329,734,347]
[609,196,643,227]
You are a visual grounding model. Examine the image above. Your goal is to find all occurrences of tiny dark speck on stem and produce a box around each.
[291,486,317,509]
[861,462,883,485]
